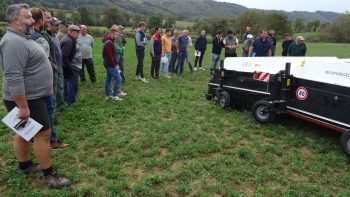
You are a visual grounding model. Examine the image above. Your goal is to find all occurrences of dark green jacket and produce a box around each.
[288,42,307,56]
[115,34,126,55]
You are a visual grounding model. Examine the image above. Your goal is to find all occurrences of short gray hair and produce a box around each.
[6,4,29,23]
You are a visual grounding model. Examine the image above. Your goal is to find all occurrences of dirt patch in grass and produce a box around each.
[132,167,144,184]
[171,160,181,171]
[189,179,201,195]
[299,146,313,156]
[245,186,256,197]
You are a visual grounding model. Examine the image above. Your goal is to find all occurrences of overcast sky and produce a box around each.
[216,0,350,13]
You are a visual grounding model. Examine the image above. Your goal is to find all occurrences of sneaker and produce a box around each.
[194,67,197,71]
[105,96,111,100]
[111,96,122,101]
[199,67,206,71]
[43,172,71,189]
[51,140,69,150]
[119,91,127,97]
[16,165,42,175]
[165,74,171,79]
[135,76,142,81]
[141,78,148,83]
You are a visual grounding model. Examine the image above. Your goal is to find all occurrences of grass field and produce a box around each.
[175,21,194,29]
[0,39,350,196]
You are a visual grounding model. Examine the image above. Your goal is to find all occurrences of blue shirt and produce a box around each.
[252,38,272,57]
[177,35,188,52]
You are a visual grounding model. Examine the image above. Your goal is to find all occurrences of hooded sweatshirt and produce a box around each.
[102,34,117,67]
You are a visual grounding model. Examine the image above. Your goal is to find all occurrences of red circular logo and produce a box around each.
[296,87,308,101]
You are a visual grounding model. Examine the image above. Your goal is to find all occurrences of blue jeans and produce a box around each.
[56,69,65,111]
[64,70,79,105]
[161,53,169,74]
[47,96,56,143]
[175,51,186,74]
[169,51,177,73]
[105,66,122,97]
[185,51,193,72]
[210,53,220,76]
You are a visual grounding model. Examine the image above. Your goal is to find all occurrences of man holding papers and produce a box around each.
[0,4,70,189]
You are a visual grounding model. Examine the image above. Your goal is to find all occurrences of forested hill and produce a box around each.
[3,0,342,22]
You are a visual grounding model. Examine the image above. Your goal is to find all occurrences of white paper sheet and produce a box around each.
[195,50,201,57]
[2,107,43,141]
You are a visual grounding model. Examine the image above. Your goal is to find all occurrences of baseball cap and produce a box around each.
[296,36,305,41]
[50,17,61,26]
[68,25,80,32]
[60,20,68,27]
[247,34,253,39]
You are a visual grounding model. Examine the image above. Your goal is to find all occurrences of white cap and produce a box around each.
[296,36,305,41]
[247,34,253,39]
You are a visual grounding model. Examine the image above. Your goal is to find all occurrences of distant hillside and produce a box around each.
[265,10,344,23]
[8,0,342,22]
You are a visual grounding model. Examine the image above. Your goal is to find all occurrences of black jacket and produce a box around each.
[212,36,224,55]
[195,36,207,52]
[60,34,76,78]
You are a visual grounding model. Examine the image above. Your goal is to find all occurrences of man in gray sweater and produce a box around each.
[0,4,70,189]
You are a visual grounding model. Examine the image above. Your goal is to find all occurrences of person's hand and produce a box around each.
[52,64,57,72]
[17,107,30,121]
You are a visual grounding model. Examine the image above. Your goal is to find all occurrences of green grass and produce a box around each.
[0,39,350,196]
[175,21,194,29]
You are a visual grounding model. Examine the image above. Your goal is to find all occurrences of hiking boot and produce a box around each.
[43,172,71,189]
[51,140,69,150]
[16,165,42,175]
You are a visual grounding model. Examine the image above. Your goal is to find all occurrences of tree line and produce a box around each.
[192,11,350,43]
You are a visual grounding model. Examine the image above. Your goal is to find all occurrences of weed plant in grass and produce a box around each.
[0,39,350,196]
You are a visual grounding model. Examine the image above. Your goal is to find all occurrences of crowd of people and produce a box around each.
[0,3,309,190]
[132,24,307,78]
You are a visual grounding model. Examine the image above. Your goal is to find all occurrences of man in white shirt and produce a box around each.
[77,25,96,83]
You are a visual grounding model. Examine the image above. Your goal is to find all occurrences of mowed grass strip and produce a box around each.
[0,39,349,196]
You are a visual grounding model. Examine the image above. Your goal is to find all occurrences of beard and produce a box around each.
[18,21,33,35]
